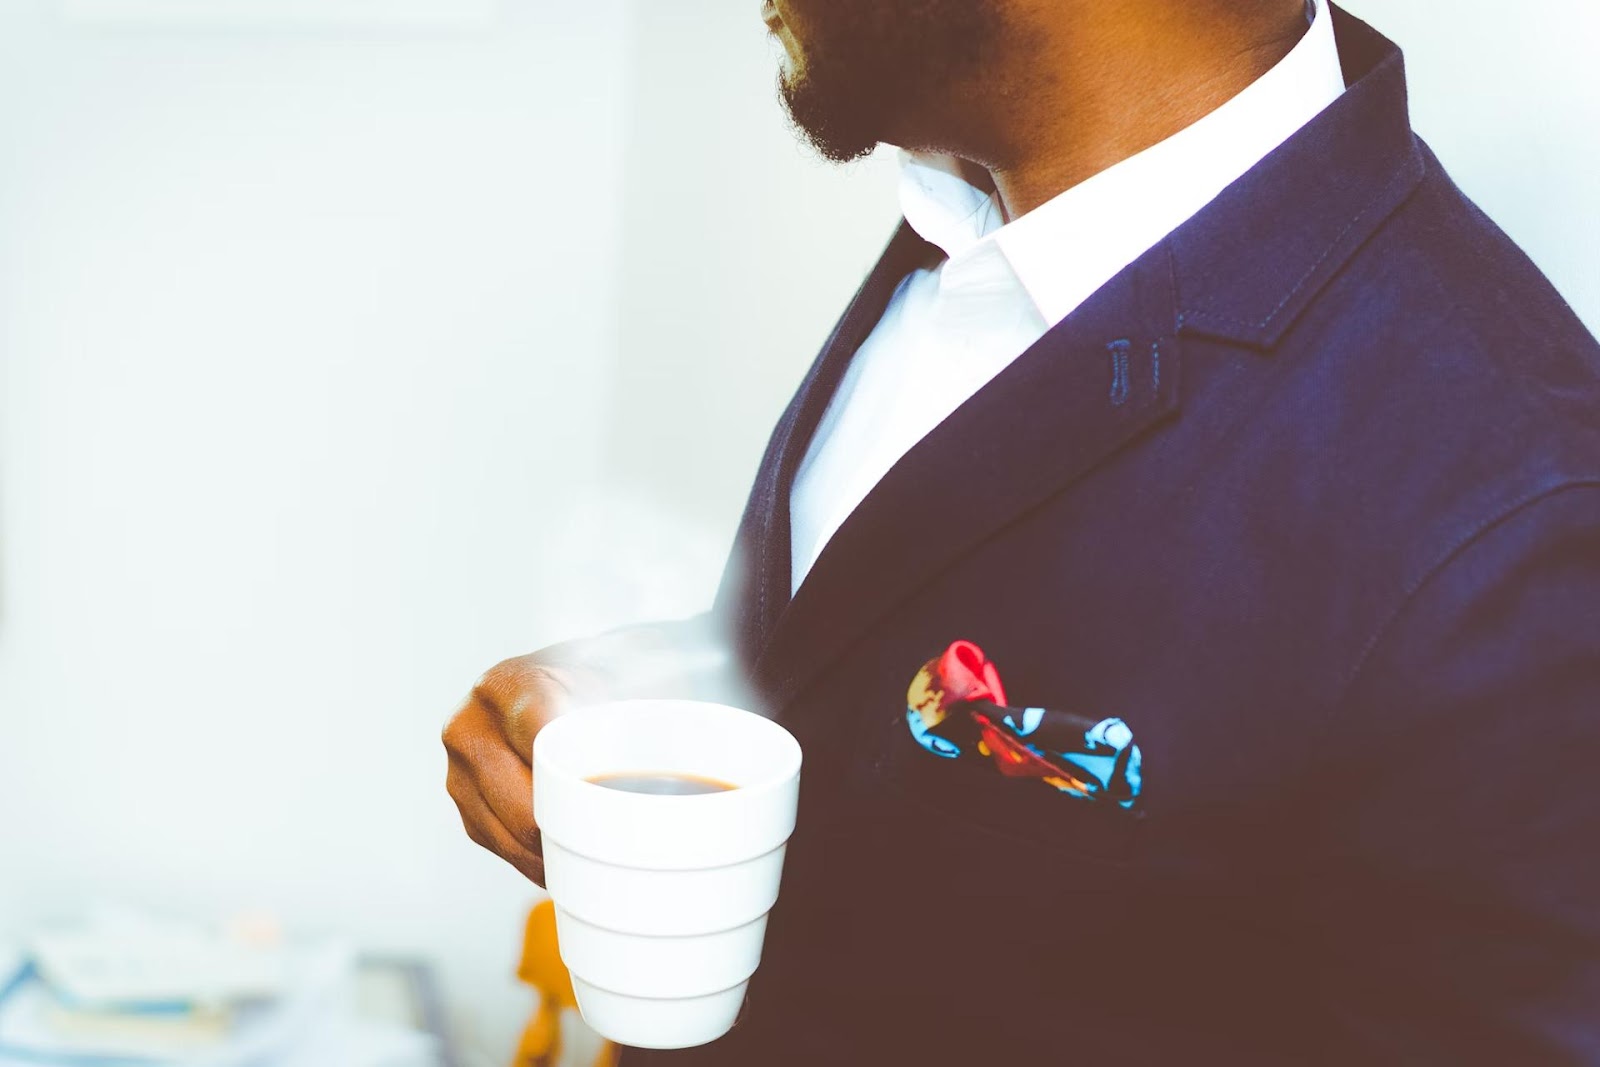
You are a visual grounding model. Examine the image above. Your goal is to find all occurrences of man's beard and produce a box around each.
[778,0,1001,164]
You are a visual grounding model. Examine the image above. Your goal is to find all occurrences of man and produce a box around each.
[445,0,1600,1061]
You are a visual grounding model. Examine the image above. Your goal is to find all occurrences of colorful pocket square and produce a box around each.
[906,640,1143,809]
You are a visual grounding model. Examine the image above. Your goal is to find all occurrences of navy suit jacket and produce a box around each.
[632,7,1600,1064]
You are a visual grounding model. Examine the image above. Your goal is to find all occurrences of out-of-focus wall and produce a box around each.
[601,1,899,535]
[0,1,631,1061]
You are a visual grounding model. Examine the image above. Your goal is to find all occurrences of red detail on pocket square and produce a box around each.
[907,640,1007,740]
[936,640,1008,707]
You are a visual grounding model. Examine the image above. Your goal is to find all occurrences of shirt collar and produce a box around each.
[898,0,1346,327]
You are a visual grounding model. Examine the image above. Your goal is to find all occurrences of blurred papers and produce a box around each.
[0,910,439,1067]
[32,909,291,1009]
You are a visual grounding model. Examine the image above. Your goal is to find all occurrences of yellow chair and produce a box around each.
[513,899,619,1067]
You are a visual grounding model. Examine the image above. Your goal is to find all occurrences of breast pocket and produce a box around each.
[829,719,1150,1013]
[874,714,1148,873]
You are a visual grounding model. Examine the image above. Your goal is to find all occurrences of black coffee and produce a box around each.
[587,772,737,795]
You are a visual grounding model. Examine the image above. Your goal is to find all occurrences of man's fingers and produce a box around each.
[446,760,545,886]
[469,657,575,760]
[463,735,541,857]
[443,656,577,886]
[442,706,541,855]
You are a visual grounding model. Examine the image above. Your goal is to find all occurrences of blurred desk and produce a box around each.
[0,950,455,1067]
[353,956,459,1067]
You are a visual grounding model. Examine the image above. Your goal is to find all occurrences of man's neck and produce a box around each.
[928,1,1314,222]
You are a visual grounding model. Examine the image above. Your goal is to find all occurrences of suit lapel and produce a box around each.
[753,245,1184,712]
[715,223,939,666]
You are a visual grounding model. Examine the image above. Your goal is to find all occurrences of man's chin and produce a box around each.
[779,73,882,164]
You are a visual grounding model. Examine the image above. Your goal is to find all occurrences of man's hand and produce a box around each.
[443,614,742,885]
[443,654,584,886]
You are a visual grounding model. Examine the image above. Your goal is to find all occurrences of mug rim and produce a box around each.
[533,698,803,796]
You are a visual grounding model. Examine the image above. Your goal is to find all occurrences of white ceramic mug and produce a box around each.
[532,699,802,1050]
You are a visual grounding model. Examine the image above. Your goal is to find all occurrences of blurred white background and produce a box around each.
[0,0,1594,1062]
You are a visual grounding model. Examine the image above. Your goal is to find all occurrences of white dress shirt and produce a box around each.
[789,0,1346,594]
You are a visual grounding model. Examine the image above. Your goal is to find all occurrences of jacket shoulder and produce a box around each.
[1357,145,1599,447]
[1286,144,1600,488]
